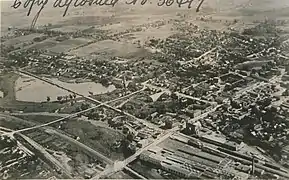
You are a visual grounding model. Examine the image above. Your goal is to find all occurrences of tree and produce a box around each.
[47,96,50,102]
[127,81,137,91]
[81,103,89,110]
[127,133,134,142]
[123,127,129,134]
[154,102,166,114]
[100,78,110,87]
[282,89,289,96]
[75,106,81,113]
[170,92,178,100]
[57,96,62,101]
[164,120,173,129]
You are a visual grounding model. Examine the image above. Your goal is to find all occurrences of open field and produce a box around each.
[12,114,62,124]
[128,24,175,45]
[68,39,143,58]
[60,120,125,161]
[47,38,92,53]
[50,25,95,33]
[0,115,31,130]
[2,33,44,46]
[26,39,58,50]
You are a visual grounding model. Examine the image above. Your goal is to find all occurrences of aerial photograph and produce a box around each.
[0,0,289,179]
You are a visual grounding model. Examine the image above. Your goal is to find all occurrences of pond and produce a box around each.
[15,76,116,102]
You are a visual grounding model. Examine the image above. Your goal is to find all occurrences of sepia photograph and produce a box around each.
[0,0,289,179]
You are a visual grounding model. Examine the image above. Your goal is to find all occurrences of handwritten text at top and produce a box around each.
[11,0,205,17]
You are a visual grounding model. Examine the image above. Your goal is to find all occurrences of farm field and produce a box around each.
[47,38,92,53]
[50,25,94,33]
[2,33,45,46]
[68,39,143,58]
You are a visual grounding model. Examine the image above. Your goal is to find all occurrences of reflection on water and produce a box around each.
[15,76,116,102]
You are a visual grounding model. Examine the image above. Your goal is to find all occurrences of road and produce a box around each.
[0,126,13,132]
[9,112,69,117]
[124,166,147,179]
[1,105,100,136]
[175,92,215,105]
[115,96,134,109]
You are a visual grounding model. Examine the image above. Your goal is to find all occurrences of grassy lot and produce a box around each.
[2,33,44,46]
[47,38,91,53]
[68,39,144,58]
[62,120,125,161]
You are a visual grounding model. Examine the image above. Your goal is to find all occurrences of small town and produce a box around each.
[1,0,289,179]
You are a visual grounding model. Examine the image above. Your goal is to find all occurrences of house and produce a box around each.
[137,132,148,139]
[84,169,96,179]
